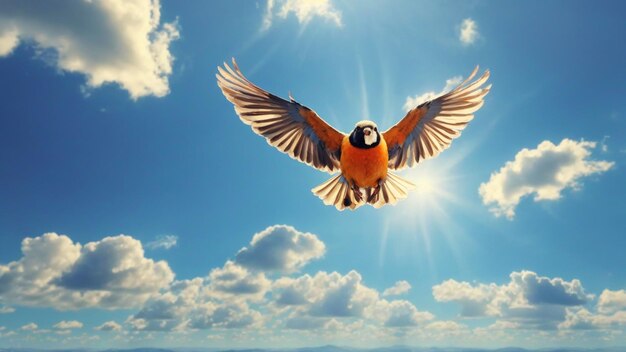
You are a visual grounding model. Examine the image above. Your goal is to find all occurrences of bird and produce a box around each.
[216,59,490,210]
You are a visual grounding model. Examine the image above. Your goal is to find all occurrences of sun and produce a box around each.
[377,155,476,271]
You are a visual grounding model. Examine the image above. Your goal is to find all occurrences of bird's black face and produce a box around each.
[349,123,380,149]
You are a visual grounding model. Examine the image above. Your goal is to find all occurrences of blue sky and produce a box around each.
[1,0,626,349]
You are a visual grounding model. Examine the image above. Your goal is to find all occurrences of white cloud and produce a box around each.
[426,320,467,332]
[235,225,325,272]
[479,139,614,219]
[459,18,478,45]
[433,270,593,330]
[273,271,378,318]
[559,308,626,330]
[598,289,626,314]
[0,0,180,99]
[95,321,122,332]
[0,28,18,56]
[146,235,178,250]
[53,320,83,329]
[0,233,174,310]
[382,280,412,297]
[376,300,434,327]
[600,135,610,152]
[432,279,500,317]
[20,323,38,331]
[262,0,342,31]
[128,277,263,331]
[209,261,271,300]
[128,226,436,335]
[403,76,462,112]
[0,305,14,314]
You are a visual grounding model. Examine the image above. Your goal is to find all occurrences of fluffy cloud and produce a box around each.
[129,226,434,335]
[459,18,478,45]
[208,261,271,299]
[433,271,593,329]
[560,308,626,330]
[235,225,325,272]
[0,0,180,99]
[53,320,83,329]
[0,233,174,310]
[598,289,626,314]
[432,279,500,317]
[262,0,342,31]
[272,270,433,332]
[146,235,178,250]
[376,300,434,327]
[94,321,122,332]
[383,280,412,297]
[128,277,262,331]
[479,139,614,219]
[403,76,462,112]
[273,271,378,318]
[559,290,626,331]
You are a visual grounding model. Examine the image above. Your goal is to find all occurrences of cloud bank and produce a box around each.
[2,226,626,344]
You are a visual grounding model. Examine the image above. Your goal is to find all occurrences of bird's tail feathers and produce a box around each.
[369,172,416,208]
[312,172,416,210]
[311,175,365,211]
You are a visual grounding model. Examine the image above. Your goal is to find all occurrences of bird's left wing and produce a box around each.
[383,66,491,170]
[217,59,345,173]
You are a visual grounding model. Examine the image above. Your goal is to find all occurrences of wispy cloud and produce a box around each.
[479,139,614,219]
[0,0,180,99]
[459,18,479,46]
[403,76,462,112]
[146,234,178,250]
[262,0,342,31]
[0,306,14,314]
[94,321,122,332]
[383,280,411,297]
[20,323,38,331]
[53,320,83,329]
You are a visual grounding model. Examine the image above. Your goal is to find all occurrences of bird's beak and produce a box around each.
[364,128,372,136]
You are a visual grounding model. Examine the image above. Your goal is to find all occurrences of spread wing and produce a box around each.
[383,66,491,170]
[216,59,345,173]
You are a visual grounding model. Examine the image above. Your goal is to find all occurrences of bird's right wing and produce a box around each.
[383,67,491,170]
[217,59,345,173]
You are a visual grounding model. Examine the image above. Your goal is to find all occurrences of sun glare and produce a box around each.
[378,157,477,275]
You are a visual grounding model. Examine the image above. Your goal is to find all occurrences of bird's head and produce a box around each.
[349,120,380,149]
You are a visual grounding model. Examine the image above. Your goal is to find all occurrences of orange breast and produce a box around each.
[340,136,389,188]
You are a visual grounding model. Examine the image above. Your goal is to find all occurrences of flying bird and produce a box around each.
[217,59,490,210]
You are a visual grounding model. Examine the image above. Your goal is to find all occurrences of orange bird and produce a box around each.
[217,59,491,210]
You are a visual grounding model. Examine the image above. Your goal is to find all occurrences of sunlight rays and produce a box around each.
[378,157,478,277]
